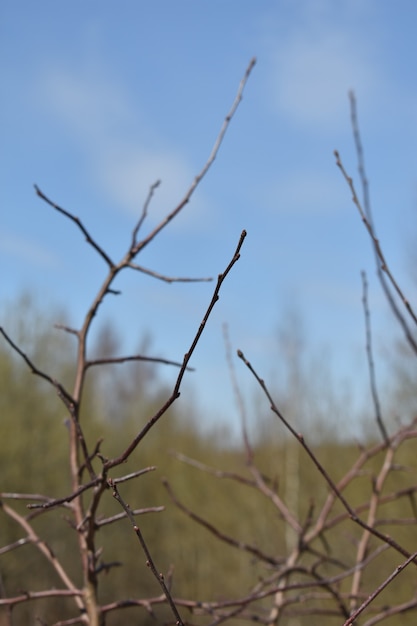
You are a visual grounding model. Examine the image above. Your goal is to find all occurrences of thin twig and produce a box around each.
[96,506,164,528]
[85,354,195,371]
[361,271,389,443]
[131,179,161,247]
[128,262,213,283]
[162,478,282,567]
[0,589,83,607]
[349,92,417,355]
[104,229,247,469]
[172,451,257,487]
[34,185,115,268]
[0,327,74,406]
[27,477,101,510]
[343,550,417,625]
[223,322,253,463]
[363,598,417,626]
[111,467,157,483]
[108,479,184,626]
[1,501,84,613]
[334,150,417,327]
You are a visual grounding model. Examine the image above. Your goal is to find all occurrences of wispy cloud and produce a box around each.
[95,143,199,227]
[0,231,58,267]
[37,66,207,228]
[266,1,382,129]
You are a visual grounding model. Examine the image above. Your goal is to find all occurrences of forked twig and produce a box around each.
[130,58,256,257]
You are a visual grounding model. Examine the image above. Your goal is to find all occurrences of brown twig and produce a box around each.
[128,262,213,283]
[26,477,101,510]
[0,327,74,406]
[172,451,258,487]
[0,589,83,608]
[334,150,417,327]
[361,271,389,444]
[34,185,115,268]
[131,179,161,246]
[84,354,195,371]
[108,479,184,626]
[223,322,253,463]
[96,506,164,528]
[104,229,247,469]
[162,478,283,567]
[130,58,256,258]
[349,91,417,355]
[349,442,395,612]
[0,501,84,613]
[343,550,417,625]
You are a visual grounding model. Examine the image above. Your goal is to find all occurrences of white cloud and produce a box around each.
[37,66,207,228]
[267,2,382,129]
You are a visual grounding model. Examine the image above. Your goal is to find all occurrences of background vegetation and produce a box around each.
[1,62,416,626]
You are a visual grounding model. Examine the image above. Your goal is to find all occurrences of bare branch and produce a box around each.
[334,150,417,327]
[104,229,246,469]
[130,58,256,256]
[349,91,417,355]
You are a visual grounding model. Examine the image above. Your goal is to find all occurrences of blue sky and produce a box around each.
[1,1,416,437]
